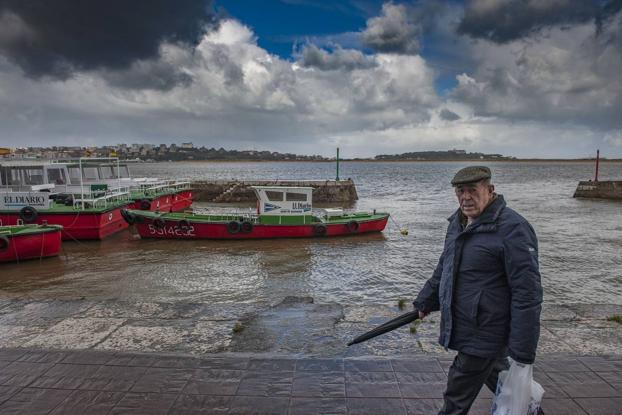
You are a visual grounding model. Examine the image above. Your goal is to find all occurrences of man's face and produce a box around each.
[454,181,494,220]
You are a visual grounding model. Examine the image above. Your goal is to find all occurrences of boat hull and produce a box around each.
[0,208,128,240]
[172,190,193,212]
[133,215,388,239]
[0,227,62,262]
[129,190,193,213]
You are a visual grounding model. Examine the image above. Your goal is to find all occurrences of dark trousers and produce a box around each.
[439,352,508,415]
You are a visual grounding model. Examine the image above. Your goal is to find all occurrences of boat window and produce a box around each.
[118,165,130,178]
[47,168,66,184]
[24,167,44,185]
[286,192,307,202]
[99,166,114,179]
[265,191,284,201]
[82,167,99,180]
[0,167,22,186]
[68,167,81,183]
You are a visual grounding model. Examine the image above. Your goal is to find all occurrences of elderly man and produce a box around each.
[413,166,543,415]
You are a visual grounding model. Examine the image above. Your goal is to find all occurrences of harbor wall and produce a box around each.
[191,179,358,204]
[573,180,622,199]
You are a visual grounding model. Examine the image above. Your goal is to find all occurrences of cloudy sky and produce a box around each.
[0,0,621,158]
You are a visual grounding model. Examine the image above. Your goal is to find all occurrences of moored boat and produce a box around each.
[0,189,131,240]
[1,158,193,214]
[122,186,389,239]
[0,224,62,262]
[1,161,132,240]
[126,179,193,213]
[51,159,193,213]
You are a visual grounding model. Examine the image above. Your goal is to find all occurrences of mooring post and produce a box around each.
[336,147,340,181]
[595,149,600,182]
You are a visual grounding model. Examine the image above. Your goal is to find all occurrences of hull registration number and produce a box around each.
[147,224,196,237]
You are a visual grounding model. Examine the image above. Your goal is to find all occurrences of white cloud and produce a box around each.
[1,5,622,159]
[452,15,622,130]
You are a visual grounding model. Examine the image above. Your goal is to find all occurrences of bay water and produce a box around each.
[2,161,621,307]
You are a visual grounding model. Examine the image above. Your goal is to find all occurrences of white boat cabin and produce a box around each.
[252,186,313,216]
[0,161,66,191]
[0,159,130,192]
[0,159,131,210]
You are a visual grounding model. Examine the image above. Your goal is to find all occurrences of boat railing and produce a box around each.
[189,208,259,223]
[133,179,191,195]
[72,186,132,209]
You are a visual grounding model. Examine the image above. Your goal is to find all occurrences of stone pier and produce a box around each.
[573,181,622,200]
[191,179,358,204]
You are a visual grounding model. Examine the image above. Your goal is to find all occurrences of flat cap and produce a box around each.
[451,166,491,186]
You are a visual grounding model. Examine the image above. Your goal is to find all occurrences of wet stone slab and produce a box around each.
[94,319,234,354]
[0,299,95,324]
[0,298,619,358]
[22,318,126,349]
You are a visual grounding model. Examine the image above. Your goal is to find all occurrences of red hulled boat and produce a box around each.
[123,186,389,240]
[0,224,62,263]
[1,161,131,240]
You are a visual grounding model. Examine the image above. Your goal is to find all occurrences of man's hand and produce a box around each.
[418,310,429,320]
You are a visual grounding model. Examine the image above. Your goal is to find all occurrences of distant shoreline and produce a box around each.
[169,158,622,163]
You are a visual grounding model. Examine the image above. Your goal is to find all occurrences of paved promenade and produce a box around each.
[0,348,620,414]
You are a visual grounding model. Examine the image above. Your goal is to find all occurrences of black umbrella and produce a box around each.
[347,310,420,346]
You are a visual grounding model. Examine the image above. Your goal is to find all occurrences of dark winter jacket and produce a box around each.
[413,195,542,364]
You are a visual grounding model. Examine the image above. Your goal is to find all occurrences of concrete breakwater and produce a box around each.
[191,179,358,204]
[573,180,622,199]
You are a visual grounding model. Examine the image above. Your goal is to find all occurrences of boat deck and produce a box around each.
[0,224,62,236]
[128,210,389,225]
[0,200,129,214]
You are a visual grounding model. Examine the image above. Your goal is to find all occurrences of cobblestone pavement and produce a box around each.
[0,348,620,414]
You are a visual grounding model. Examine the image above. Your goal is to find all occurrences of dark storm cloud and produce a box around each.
[0,0,216,88]
[361,2,421,54]
[440,108,460,121]
[297,44,377,71]
[100,60,194,91]
[597,0,622,32]
[361,1,446,55]
[458,0,599,43]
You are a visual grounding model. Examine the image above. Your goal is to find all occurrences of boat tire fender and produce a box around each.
[133,214,145,224]
[140,199,152,210]
[0,235,9,251]
[346,220,359,233]
[227,221,241,234]
[19,206,38,223]
[313,223,327,236]
[153,218,166,229]
[241,221,253,233]
[120,209,135,225]
[178,219,191,230]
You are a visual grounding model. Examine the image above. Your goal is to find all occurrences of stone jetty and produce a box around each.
[191,179,358,204]
[573,181,622,200]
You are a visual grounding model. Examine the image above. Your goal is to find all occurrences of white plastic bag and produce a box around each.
[491,358,545,415]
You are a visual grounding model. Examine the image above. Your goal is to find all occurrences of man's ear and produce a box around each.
[489,184,495,194]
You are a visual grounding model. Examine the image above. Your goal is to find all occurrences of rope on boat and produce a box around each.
[11,232,19,264]
[389,215,409,236]
[39,228,45,262]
